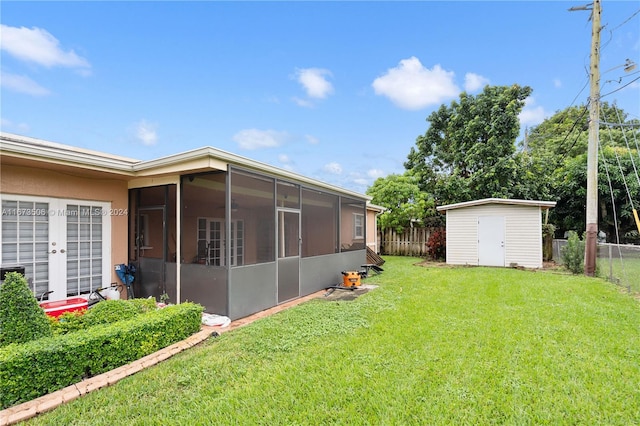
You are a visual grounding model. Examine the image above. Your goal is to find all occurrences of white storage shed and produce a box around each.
[436,198,556,268]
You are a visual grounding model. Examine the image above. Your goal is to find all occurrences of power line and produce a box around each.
[601,75,640,98]
[558,105,589,162]
[599,121,640,128]
[610,8,640,31]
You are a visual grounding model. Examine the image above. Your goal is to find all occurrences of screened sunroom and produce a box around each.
[0,134,369,319]
[129,165,367,320]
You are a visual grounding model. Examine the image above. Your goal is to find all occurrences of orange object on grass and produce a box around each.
[341,271,361,288]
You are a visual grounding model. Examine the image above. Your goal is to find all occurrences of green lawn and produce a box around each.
[25,257,640,425]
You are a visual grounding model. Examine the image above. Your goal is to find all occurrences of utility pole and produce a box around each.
[570,0,601,276]
[584,0,601,276]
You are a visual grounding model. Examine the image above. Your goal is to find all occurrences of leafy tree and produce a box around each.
[405,84,533,205]
[551,146,640,243]
[366,172,440,232]
[0,272,52,346]
[526,102,633,163]
[525,104,589,163]
[526,102,640,243]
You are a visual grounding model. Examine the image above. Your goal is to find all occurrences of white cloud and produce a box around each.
[372,57,460,110]
[464,73,490,92]
[233,129,289,150]
[553,78,562,88]
[323,162,343,175]
[278,154,295,171]
[292,97,314,108]
[294,67,334,99]
[134,120,158,146]
[519,97,548,126]
[0,71,50,96]
[367,169,385,179]
[305,134,319,145]
[0,117,30,132]
[278,154,291,163]
[0,25,91,73]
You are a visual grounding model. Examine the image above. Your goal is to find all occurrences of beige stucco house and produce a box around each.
[0,132,379,320]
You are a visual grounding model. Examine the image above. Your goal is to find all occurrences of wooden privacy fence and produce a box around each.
[379,227,440,257]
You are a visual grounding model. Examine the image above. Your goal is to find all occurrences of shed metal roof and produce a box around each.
[436,198,556,212]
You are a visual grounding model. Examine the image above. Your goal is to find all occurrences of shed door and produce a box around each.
[478,216,505,267]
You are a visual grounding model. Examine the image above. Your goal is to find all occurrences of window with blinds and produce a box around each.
[66,205,103,296]
[1,200,49,296]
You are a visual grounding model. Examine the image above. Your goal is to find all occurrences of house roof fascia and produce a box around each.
[436,198,557,212]
[366,202,386,213]
[1,132,138,174]
[1,132,370,201]
[135,146,371,200]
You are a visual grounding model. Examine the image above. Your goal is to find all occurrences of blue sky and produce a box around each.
[1,1,639,194]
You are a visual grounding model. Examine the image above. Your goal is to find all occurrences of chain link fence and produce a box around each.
[553,239,640,293]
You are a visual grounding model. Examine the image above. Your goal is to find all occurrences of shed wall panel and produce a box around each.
[504,206,543,268]
[446,208,479,265]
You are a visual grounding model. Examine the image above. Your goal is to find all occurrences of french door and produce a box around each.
[197,218,244,266]
[1,195,111,301]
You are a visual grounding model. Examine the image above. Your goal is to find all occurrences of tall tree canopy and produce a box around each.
[525,102,633,166]
[366,172,440,232]
[527,102,640,242]
[405,84,533,205]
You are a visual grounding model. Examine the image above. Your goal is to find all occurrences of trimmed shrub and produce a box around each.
[561,231,585,274]
[128,297,160,313]
[0,302,203,408]
[0,272,52,347]
[427,229,446,261]
[50,298,161,335]
[82,299,139,327]
[49,311,87,336]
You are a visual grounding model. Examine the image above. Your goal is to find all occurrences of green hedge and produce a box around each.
[0,302,203,409]
[0,272,52,346]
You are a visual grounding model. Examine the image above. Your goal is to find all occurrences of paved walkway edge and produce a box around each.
[1,289,326,426]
